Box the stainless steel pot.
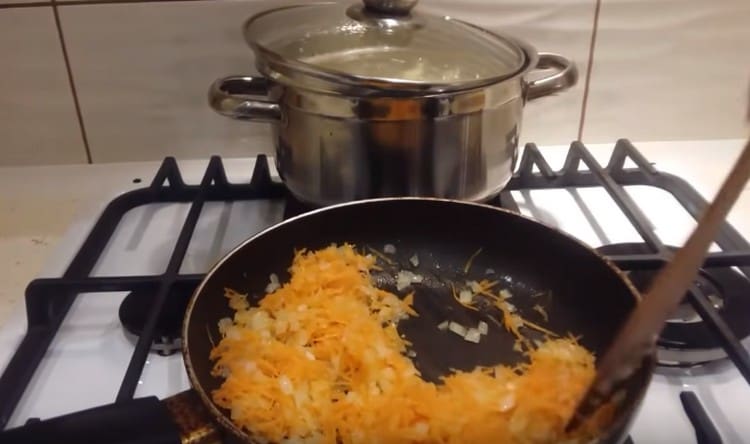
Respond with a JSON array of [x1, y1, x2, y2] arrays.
[[209, 0, 577, 206]]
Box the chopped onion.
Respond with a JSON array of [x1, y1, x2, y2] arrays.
[[485, 268, 496, 275], [498, 392, 516, 412], [437, 320, 450, 331], [225, 328, 241, 340], [464, 328, 481, 343], [242, 360, 257, 373], [458, 289, 474, 304], [448, 321, 467, 337], [396, 275, 410, 291], [396, 270, 424, 291], [509, 315, 523, 328], [500, 289, 513, 299], [505, 302, 517, 313], [406, 349, 417, 358], [477, 321, 489, 335], [249, 310, 271, 331], [468, 281, 482, 293], [384, 244, 397, 254], [409, 254, 419, 267], [278, 375, 293, 394], [413, 421, 429, 437], [265, 273, 280, 293], [382, 367, 396, 381], [217, 317, 233, 335]]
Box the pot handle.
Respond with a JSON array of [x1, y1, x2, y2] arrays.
[[208, 75, 281, 122], [526, 53, 579, 101]]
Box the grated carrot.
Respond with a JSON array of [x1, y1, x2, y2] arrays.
[[493, 297, 529, 347], [462, 247, 483, 274], [533, 303, 549, 322], [210, 244, 611, 443], [522, 319, 559, 337], [479, 279, 499, 291], [403, 292, 419, 317]]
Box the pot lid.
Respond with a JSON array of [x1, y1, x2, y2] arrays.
[[243, 0, 529, 93]]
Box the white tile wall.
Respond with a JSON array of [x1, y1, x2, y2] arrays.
[[0, 0, 748, 165], [422, 0, 597, 147], [59, 0, 275, 163], [583, 0, 750, 143], [0, 7, 86, 166]]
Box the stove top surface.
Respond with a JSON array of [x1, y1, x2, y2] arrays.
[[1, 140, 749, 443]]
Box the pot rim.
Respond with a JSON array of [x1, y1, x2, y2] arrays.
[[243, 3, 541, 96]]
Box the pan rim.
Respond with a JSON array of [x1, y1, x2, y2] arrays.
[[182, 197, 653, 443]]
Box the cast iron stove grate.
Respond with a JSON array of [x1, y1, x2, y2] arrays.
[[1, 140, 749, 444]]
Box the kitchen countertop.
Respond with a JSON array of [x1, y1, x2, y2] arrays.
[[1, 139, 748, 329]]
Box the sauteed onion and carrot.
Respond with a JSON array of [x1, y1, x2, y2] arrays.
[[210, 244, 613, 443]]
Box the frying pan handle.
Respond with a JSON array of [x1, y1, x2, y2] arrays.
[[0, 396, 181, 444]]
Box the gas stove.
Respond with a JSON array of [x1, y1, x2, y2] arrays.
[[1, 140, 749, 443]]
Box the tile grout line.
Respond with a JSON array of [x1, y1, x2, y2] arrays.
[[0, 0, 212, 7], [0, 2, 52, 9], [50, 0, 93, 164], [61, 0, 209, 5], [577, 0, 602, 142]]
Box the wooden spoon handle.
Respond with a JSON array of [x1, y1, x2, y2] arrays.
[[568, 139, 750, 431], [631, 140, 750, 349]]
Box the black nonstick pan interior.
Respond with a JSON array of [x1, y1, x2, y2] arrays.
[[184, 198, 654, 443]]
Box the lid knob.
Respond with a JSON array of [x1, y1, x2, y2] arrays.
[[362, 0, 418, 15]]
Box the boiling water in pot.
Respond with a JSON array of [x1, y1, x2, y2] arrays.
[[301, 47, 498, 83]]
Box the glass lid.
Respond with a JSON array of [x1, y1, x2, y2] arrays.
[[243, 0, 529, 92]]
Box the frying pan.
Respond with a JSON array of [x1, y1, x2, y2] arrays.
[[1, 198, 654, 444]]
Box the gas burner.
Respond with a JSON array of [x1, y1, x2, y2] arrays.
[[118, 288, 192, 356], [597, 243, 750, 367]]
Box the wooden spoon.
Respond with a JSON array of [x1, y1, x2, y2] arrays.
[[567, 121, 750, 431]]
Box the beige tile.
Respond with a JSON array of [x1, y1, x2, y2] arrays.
[[60, 0, 281, 163], [62, 0, 594, 163], [583, 0, 750, 143], [422, 0, 597, 146], [0, 8, 86, 165]]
